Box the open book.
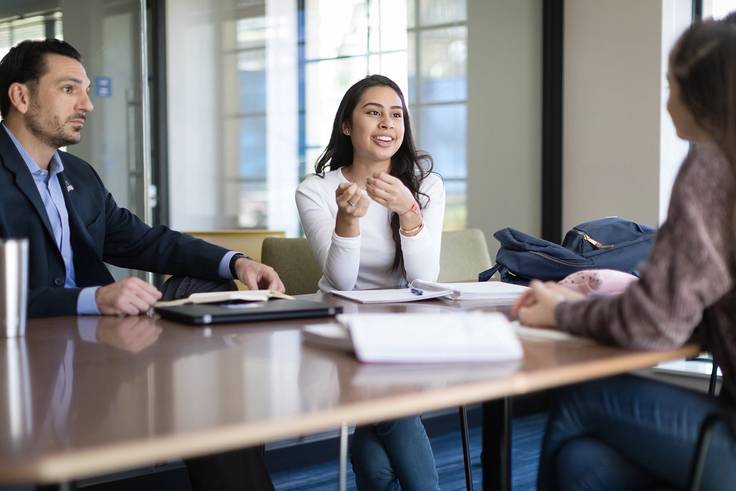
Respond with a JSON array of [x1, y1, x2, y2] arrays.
[[303, 312, 523, 363], [155, 289, 293, 308]]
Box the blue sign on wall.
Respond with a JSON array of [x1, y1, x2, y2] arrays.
[[94, 77, 112, 97]]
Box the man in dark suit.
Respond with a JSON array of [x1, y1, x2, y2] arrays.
[[0, 39, 281, 489]]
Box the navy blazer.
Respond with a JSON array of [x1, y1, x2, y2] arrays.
[[0, 128, 229, 317]]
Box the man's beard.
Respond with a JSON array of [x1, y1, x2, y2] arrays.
[[25, 100, 82, 149]]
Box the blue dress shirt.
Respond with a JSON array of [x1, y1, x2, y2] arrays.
[[2, 124, 238, 314]]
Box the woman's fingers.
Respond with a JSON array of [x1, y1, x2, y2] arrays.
[[517, 280, 563, 327], [366, 184, 392, 201], [336, 183, 359, 207], [511, 288, 536, 315]]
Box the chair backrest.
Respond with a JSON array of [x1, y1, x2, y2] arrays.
[[186, 229, 285, 263], [439, 229, 492, 282], [261, 237, 322, 295], [261, 229, 491, 294]]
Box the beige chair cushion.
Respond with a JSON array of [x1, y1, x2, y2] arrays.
[[261, 237, 322, 295], [186, 230, 285, 289], [186, 229, 285, 263], [438, 229, 492, 282]]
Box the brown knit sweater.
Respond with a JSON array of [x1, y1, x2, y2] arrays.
[[556, 144, 736, 404]]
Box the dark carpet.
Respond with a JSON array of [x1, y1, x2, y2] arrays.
[[271, 413, 547, 491]]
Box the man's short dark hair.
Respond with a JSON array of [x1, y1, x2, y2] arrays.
[[0, 39, 81, 118]]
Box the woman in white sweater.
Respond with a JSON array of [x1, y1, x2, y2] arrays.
[[296, 75, 445, 490]]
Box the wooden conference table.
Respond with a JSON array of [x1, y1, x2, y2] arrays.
[[0, 293, 698, 490]]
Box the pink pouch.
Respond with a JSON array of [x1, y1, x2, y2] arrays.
[[559, 269, 638, 296]]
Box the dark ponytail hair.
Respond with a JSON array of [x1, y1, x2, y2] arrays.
[[315, 74, 434, 272]]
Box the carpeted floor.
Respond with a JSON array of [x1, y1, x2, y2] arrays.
[[271, 413, 547, 491]]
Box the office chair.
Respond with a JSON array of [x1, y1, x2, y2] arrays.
[[439, 229, 493, 491], [260, 237, 323, 295], [687, 410, 736, 491]]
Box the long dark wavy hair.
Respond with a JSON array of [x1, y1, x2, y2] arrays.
[[670, 14, 736, 180], [314, 75, 435, 272]]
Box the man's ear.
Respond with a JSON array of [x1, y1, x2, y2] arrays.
[[7, 82, 31, 115]]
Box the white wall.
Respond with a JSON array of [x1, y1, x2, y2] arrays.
[[562, 0, 690, 232], [466, 0, 542, 257]]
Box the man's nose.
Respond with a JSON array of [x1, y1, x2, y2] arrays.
[[78, 91, 94, 113]]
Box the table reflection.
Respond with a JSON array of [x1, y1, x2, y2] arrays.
[[1, 338, 33, 448], [93, 316, 162, 353]]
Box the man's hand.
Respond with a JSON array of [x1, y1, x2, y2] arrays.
[[95, 315, 162, 353], [234, 257, 285, 292], [95, 277, 162, 315]]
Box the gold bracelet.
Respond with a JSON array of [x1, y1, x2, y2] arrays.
[[399, 221, 424, 236]]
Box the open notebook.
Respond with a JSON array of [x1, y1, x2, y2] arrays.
[[302, 312, 523, 363], [330, 280, 527, 305]]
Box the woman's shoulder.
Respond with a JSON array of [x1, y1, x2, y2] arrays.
[[297, 168, 343, 193], [677, 144, 734, 197], [419, 172, 444, 193]]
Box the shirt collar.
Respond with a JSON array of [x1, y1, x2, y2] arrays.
[[2, 122, 65, 177]]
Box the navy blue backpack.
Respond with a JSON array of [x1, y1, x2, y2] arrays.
[[478, 217, 656, 285]]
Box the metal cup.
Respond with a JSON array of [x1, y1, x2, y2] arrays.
[[0, 239, 28, 338]]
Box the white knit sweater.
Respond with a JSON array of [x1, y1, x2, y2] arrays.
[[296, 168, 445, 292]]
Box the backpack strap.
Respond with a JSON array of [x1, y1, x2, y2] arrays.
[[478, 264, 501, 282]]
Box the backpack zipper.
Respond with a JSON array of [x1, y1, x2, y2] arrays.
[[529, 250, 590, 266], [572, 228, 614, 249]]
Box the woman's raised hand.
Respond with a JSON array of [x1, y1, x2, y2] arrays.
[[366, 173, 416, 214], [336, 182, 369, 218]]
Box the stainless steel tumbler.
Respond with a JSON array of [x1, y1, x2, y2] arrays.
[[0, 239, 28, 338]]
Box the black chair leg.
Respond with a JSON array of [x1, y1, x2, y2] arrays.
[[688, 414, 719, 491], [459, 405, 474, 491], [708, 360, 719, 397]]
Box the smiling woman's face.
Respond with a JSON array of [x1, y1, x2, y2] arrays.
[[343, 85, 405, 165]]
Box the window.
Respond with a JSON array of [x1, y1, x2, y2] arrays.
[[223, 11, 269, 228], [300, 0, 409, 180], [407, 0, 467, 230], [703, 0, 736, 18], [299, 0, 467, 231], [0, 11, 62, 59]]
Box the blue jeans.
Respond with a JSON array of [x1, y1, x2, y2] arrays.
[[350, 416, 440, 491], [538, 375, 736, 491]]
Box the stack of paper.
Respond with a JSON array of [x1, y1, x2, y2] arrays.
[[303, 312, 523, 363], [410, 280, 528, 304], [329, 288, 452, 304]]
